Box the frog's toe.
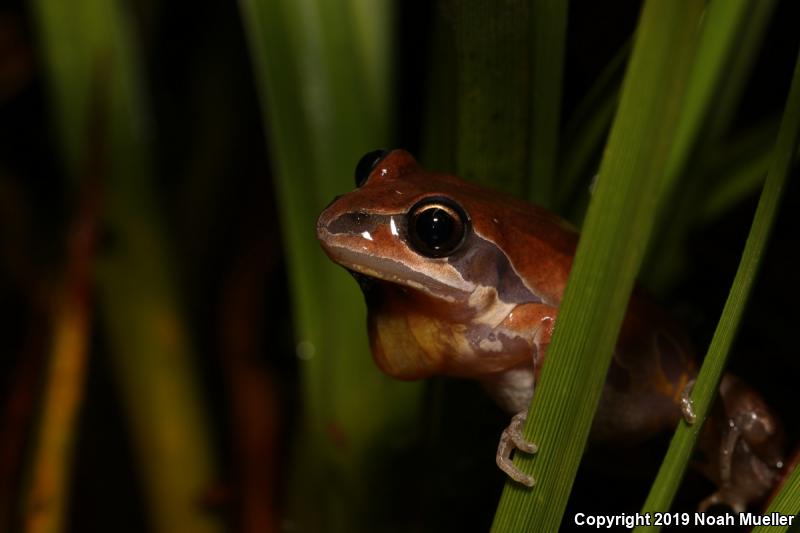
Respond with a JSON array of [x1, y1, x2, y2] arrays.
[[496, 410, 537, 487], [508, 411, 538, 453], [698, 489, 746, 515]]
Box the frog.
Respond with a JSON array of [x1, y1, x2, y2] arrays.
[[315, 148, 786, 512]]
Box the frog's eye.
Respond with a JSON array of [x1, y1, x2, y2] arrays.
[[354, 149, 389, 187], [407, 197, 469, 258]]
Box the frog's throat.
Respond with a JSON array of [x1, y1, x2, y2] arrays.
[[368, 306, 533, 380]]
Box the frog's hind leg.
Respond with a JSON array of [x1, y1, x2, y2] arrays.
[[696, 374, 786, 512]]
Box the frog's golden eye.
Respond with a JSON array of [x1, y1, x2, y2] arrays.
[[354, 149, 389, 187], [407, 197, 469, 258]]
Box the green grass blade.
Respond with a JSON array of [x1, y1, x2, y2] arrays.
[[700, 120, 800, 223], [642, 0, 755, 281], [643, 0, 777, 290], [527, 0, 568, 207], [491, 2, 704, 530], [752, 464, 800, 533], [239, 0, 423, 530], [557, 40, 629, 213], [659, 0, 755, 193], [700, 150, 770, 220], [636, 48, 800, 529], [31, 1, 223, 532], [446, 1, 535, 195], [419, 5, 457, 173], [426, 0, 566, 201], [703, 0, 778, 141], [699, 119, 778, 219]]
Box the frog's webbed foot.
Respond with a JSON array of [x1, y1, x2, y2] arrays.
[[683, 379, 757, 513], [496, 410, 538, 487], [697, 422, 757, 514], [695, 375, 786, 512]]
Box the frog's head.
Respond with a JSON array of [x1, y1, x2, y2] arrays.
[[317, 149, 481, 306], [316, 150, 543, 378]]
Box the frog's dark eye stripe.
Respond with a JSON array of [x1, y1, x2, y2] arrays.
[[407, 197, 469, 258], [327, 211, 382, 235], [354, 149, 389, 187]]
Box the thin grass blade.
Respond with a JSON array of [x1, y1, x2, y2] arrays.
[[752, 463, 800, 533], [424, 0, 566, 202], [31, 1, 222, 531], [557, 41, 629, 213], [240, 0, 423, 530], [636, 48, 800, 529], [527, 0, 567, 207], [491, 2, 704, 530], [643, 0, 777, 290]]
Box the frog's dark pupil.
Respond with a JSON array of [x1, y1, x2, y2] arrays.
[[407, 198, 468, 258], [416, 208, 454, 251], [354, 149, 389, 187]]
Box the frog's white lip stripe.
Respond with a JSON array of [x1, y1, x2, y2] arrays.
[[318, 209, 543, 307], [320, 237, 473, 301]]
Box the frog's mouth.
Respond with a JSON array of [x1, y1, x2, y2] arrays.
[[347, 268, 376, 298], [317, 228, 472, 302], [329, 247, 467, 303], [316, 205, 477, 302]]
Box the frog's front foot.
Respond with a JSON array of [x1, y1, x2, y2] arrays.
[[496, 410, 538, 487]]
